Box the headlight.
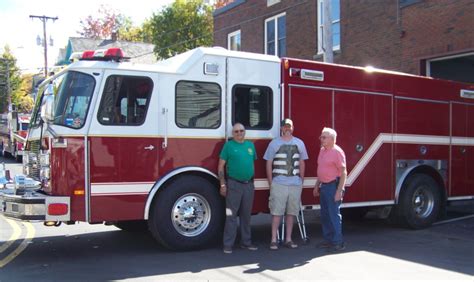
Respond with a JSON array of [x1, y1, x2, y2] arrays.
[[39, 153, 50, 166], [13, 175, 41, 191]]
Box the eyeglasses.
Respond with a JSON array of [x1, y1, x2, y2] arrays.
[[233, 129, 245, 133], [319, 135, 329, 140]]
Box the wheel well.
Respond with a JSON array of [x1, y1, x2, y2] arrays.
[[158, 171, 219, 194], [144, 169, 220, 220], [401, 165, 447, 204]]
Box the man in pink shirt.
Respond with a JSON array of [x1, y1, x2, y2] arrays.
[[313, 127, 347, 252]]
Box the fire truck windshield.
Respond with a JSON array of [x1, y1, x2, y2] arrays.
[[49, 71, 95, 129]]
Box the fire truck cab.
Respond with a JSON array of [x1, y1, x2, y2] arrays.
[[1, 47, 473, 250]]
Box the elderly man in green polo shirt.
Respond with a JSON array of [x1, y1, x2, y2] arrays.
[[218, 123, 258, 254]]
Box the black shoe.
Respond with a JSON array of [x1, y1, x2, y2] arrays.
[[328, 243, 346, 252], [241, 244, 258, 251], [316, 241, 332, 248]]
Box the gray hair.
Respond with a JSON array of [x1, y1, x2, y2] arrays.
[[322, 127, 337, 139]]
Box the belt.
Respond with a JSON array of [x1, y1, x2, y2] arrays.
[[228, 177, 254, 184], [320, 179, 337, 185]]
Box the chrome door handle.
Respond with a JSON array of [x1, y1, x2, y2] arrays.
[[144, 145, 155, 151]]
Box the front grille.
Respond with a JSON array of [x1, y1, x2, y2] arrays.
[[24, 140, 41, 180]]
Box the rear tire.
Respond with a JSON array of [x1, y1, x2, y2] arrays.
[[396, 173, 441, 229], [148, 175, 224, 250]]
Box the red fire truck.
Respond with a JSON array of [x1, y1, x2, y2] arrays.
[[1, 47, 473, 250], [0, 111, 30, 162]]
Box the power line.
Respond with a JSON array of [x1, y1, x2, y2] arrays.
[[30, 15, 58, 77]]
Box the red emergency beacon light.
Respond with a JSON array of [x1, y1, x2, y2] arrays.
[[80, 47, 127, 62]]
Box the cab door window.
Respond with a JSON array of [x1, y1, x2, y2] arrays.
[[98, 75, 153, 125]]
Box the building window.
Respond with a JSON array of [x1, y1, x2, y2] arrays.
[[267, 0, 281, 7], [265, 13, 286, 57], [317, 0, 340, 54], [228, 30, 241, 51], [232, 84, 273, 130], [175, 81, 221, 129], [98, 76, 153, 126], [426, 52, 474, 84]]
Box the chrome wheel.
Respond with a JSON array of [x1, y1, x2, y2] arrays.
[[411, 185, 435, 219], [396, 173, 441, 229], [171, 193, 211, 237]]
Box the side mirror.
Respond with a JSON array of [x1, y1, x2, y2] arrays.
[[40, 92, 55, 123]]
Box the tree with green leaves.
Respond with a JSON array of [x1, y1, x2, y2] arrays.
[[150, 0, 214, 59], [0, 46, 33, 113], [118, 18, 153, 43]]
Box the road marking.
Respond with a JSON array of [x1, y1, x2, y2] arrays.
[[0, 216, 22, 253], [0, 219, 35, 268]]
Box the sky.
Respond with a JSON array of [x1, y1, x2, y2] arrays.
[[0, 0, 174, 73]]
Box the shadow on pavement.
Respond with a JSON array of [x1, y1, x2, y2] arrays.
[[1, 210, 473, 280]]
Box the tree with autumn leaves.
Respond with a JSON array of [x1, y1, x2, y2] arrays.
[[78, 1, 214, 60], [78, 5, 152, 42]]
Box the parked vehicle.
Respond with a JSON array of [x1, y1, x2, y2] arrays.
[[1, 47, 473, 250], [0, 111, 30, 162]]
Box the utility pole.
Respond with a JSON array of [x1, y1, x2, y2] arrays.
[[30, 15, 58, 77], [322, 0, 333, 63], [6, 60, 10, 112]]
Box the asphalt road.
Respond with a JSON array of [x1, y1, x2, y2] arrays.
[[1, 213, 473, 281], [0, 156, 473, 280]]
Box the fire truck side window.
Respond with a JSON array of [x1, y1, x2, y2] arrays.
[[232, 85, 273, 130], [175, 81, 221, 129], [98, 75, 153, 126]]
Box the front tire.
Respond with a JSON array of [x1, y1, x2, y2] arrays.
[[148, 175, 224, 250], [397, 173, 441, 229]]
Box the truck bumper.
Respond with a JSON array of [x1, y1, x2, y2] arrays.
[[0, 188, 70, 222]]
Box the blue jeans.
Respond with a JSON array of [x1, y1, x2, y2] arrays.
[[320, 180, 343, 245]]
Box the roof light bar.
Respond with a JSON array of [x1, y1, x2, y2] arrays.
[[79, 48, 127, 62], [81, 50, 95, 59]]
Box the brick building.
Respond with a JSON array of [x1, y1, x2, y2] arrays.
[[213, 0, 474, 83]]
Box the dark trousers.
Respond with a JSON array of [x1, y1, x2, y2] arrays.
[[223, 179, 255, 247], [320, 180, 344, 245]]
